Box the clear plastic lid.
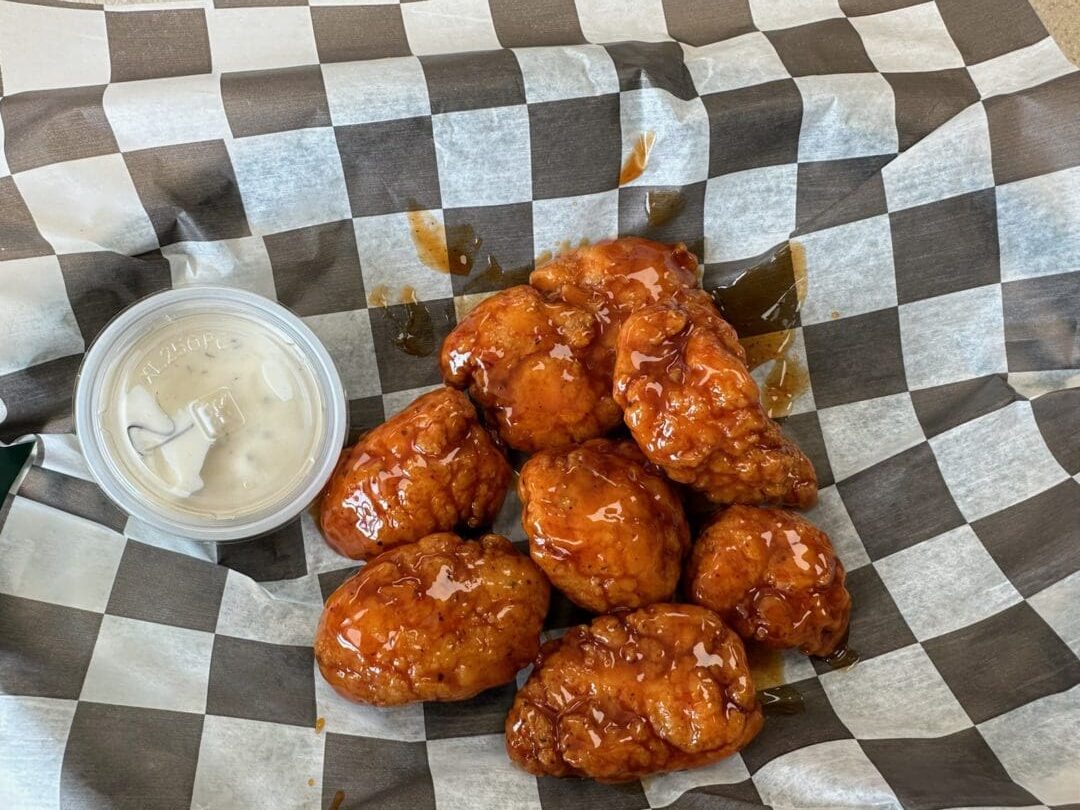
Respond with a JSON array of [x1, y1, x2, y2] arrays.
[[75, 287, 347, 542]]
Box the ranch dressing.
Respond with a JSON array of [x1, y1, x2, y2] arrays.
[[98, 312, 325, 519]]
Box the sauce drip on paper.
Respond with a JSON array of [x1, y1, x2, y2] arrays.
[[710, 243, 810, 419], [758, 684, 805, 715], [815, 630, 860, 671], [711, 242, 806, 335], [645, 190, 685, 227], [368, 285, 437, 358], [446, 222, 482, 276], [619, 131, 657, 185], [740, 330, 810, 419], [406, 209, 452, 274], [463, 256, 532, 294], [746, 643, 785, 689], [746, 644, 805, 715], [819, 644, 861, 670]]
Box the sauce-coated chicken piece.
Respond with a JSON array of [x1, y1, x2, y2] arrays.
[[530, 237, 701, 349], [315, 532, 550, 706], [613, 294, 817, 508], [505, 604, 762, 780], [518, 439, 690, 612], [442, 239, 703, 452], [440, 285, 620, 452], [686, 506, 851, 657], [319, 387, 510, 560]]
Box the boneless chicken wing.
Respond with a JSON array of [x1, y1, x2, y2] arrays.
[[518, 439, 690, 612], [686, 506, 851, 657], [530, 238, 701, 348], [440, 285, 621, 452], [505, 604, 762, 780], [319, 387, 510, 560], [613, 294, 817, 508], [441, 240, 705, 452], [315, 533, 550, 705]]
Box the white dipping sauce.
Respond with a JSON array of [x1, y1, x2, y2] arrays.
[[99, 312, 325, 519]]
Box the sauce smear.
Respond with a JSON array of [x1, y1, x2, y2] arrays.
[[711, 242, 810, 419], [406, 209, 452, 274], [619, 131, 657, 185], [645, 190, 685, 227], [368, 284, 391, 308], [394, 290, 435, 357], [445, 222, 481, 276], [758, 684, 805, 715], [746, 643, 785, 689], [816, 633, 860, 670], [367, 286, 437, 358], [747, 644, 805, 714], [710, 242, 806, 336], [820, 644, 861, 670], [463, 256, 532, 294], [740, 331, 809, 419]]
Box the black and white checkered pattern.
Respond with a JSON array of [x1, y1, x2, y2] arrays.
[[1, 0, 1078, 807]]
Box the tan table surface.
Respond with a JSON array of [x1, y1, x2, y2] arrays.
[[1031, 0, 1080, 62]]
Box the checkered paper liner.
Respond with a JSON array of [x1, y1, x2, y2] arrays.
[[1, 0, 1079, 808]]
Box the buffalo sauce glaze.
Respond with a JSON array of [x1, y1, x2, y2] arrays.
[[318, 387, 511, 560], [529, 238, 701, 357], [314, 532, 549, 706], [505, 604, 763, 781], [518, 438, 690, 612], [439, 285, 621, 452], [613, 294, 817, 509], [686, 506, 851, 658]]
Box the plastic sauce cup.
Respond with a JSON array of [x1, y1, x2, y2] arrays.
[[74, 286, 347, 542]]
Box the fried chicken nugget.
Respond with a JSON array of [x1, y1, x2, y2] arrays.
[[530, 237, 701, 348], [613, 294, 817, 508], [440, 285, 621, 452], [686, 506, 851, 657], [518, 439, 690, 612], [315, 533, 550, 706], [505, 604, 762, 780], [319, 387, 510, 560]]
